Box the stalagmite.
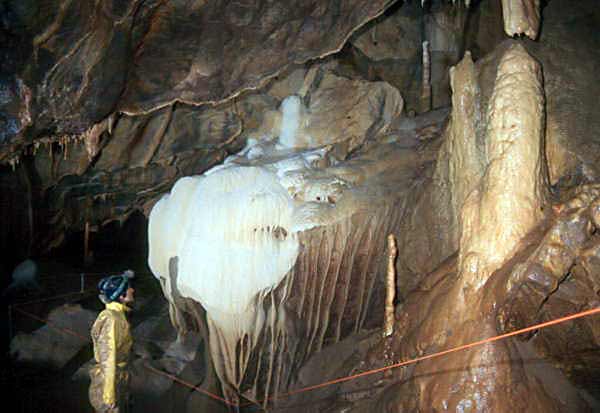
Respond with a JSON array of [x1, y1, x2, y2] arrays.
[[21, 163, 34, 256], [447, 51, 483, 211], [432, 51, 483, 249], [420, 41, 432, 113], [383, 234, 397, 337], [384, 41, 558, 413], [459, 42, 548, 291]]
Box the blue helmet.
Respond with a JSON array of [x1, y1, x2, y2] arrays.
[[98, 270, 134, 302]]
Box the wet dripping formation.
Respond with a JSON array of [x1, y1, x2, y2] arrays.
[[3, 0, 600, 412], [148, 91, 406, 404]]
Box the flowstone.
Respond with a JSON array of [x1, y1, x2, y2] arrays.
[[148, 81, 409, 403]]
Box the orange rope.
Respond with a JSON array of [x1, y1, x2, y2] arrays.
[[14, 289, 96, 307], [255, 306, 600, 405], [13, 306, 89, 341], [144, 365, 240, 407], [13, 308, 237, 406], [13, 303, 600, 408]]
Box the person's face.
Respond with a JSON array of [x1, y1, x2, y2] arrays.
[[121, 286, 135, 305]]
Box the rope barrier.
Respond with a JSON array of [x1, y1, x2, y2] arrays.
[[12, 298, 158, 344], [13, 306, 90, 342], [13, 305, 230, 405], [12, 306, 232, 406], [144, 365, 240, 407], [13, 289, 97, 307], [253, 306, 600, 406], [11, 301, 600, 409], [10, 274, 158, 307]]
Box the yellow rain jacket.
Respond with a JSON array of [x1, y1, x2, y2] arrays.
[[89, 301, 133, 412]]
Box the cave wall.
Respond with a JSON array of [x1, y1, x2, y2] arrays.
[[0, 0, 398, 257], [2, 0, 600, 411], [0, 0, 477, 261]]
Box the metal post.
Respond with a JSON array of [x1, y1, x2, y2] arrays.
[[80, 273, 85, 293], [84, 221, 91, 266]]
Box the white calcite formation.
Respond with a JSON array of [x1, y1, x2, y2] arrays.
[[148, 75, 403, 402], [431, 43, 548, 292], [149, 97, 324, 333]]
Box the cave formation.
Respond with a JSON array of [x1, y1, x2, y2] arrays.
[[2, 0, 600, 412]]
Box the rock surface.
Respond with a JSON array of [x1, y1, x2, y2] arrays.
[[273, 39, 599, 413], [10, 304, 94, 369], [147, 70, 405, 404], [0, 0, 394, 159], [1, 1, 600, 412], [501, 0, 541, 39]]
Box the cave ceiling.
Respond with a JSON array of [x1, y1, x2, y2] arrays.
[[0, 0, 398, 249], [3, 0, 591, 253], [3, 0, 600, 411]]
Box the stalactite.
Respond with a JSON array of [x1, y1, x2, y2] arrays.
[[8, 155, 20, 171], [107, 113, 115, 135], [84, 221, 93, 265], [141, 105, 174, 167], [422, 0, 471, 8], [84, 120, 109, 161], [62, 136, 69, 160], [501, 0, 541, 39]]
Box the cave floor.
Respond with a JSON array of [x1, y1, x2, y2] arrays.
[[3, 253, 170, 413]]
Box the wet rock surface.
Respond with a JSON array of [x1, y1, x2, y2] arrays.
[[1, 1, 600, 412], [0, 0, 393, 155], [10, 303, 95, 369]]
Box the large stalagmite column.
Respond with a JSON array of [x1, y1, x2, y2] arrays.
[[459, 43, 548, 293], [386, 42, 558, 413]]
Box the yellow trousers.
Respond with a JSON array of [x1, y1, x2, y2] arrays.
[[89, 364, 130, 413]]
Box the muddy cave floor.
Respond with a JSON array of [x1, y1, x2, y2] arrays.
[[3, 250, 600, 412]]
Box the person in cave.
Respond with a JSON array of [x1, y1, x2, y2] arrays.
[[89, 270, 135, 413]]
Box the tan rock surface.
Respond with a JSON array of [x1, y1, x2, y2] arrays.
[[459, 43, 548, 290], [336, 41, 585, 413], [501, 0, 541, 39], [119, 0, 395, 115]]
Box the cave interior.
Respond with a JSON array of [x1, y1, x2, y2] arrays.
[[1, 0, 600, 412]]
